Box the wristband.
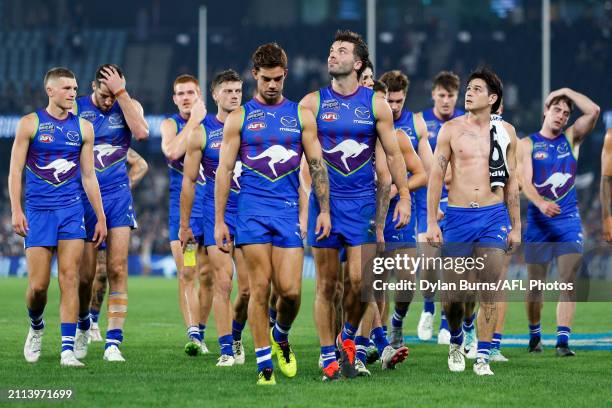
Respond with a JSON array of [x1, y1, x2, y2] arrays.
[[114, 88, 127, 98]]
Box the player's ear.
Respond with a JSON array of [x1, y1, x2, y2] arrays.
[[251, 68, 258, 81], [91, 80, 97, 92], [354, 59, 363, 73], [283, 69, 288, 78]]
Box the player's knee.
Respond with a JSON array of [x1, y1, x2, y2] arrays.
[[29, 281, 49, 298], [95, 271, 108, 286], [213, 278, 232, 298], [179, 267, 197, 283], [316, 277, 337, 299], [279, 286, 301, 306], [237, 287, 250, 303]]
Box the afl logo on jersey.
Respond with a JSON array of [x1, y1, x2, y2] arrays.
[[320, 112, 339, 122], [66, 130, 80, 142], [39, 134, 54, 143], [247, 121, 266, 131], [534, 151, 548, 160], [211, 141, 222, 149]]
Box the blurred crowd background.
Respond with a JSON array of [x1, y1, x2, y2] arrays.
[[0, 0, 610, 261]]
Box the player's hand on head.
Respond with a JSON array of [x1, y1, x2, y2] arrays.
[[506, 229, 521, 254], [100, 66, 126, 95], [92, 222, 107, 248], [179, 227, 195, 251], [11, 210, 28, 237], [315, 212, 331, 241], [214, 222, 232, 253]]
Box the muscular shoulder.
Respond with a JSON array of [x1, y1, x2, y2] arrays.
[[299, 91, 319, 112]]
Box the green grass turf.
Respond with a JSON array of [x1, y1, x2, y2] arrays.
[[1, 277, 610, 407]]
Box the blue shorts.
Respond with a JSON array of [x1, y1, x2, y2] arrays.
[[308, 194, 376, 248], [415, 196, 448, 234], [384, 198, 416, 246], [235, 213, 303, 248], [524, 216, 583, 263], [83, 185, 136, 242], [442, 203, 510, 257], [169, 215, 204, 245], [25, 203, 86, 248], [203, 210, 236, 247]]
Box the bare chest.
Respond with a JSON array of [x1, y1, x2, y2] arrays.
[[451, 128, 490, 162]]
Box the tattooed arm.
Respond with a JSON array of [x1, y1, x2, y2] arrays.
[[426, 123, 451, 244], [300, 106, 331, 240], [374, 140, 392, 240], [601, 129, 612, 242], [126, 148, 149, 188], [503, 122, 521, 251]]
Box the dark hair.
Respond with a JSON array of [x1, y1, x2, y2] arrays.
[[44, 67, 75, 86], [372, 80, 388, 94], [173, 74, 199, 92], [379, 70, 409, 94], [334, 29, 369, 77], [252, 43, 288, 71], [95, 63, 124, 86], [547, 95, 574, 114], [467, 66, 503, 113], [360, 59, 374, 80], [432, 70, 460, 93], [210, 69, 242, 94]]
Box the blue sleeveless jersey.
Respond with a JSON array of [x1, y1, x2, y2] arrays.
[[238, 98, 303, 216], [25, 109, 83, 209], [166, 114, 205, 218], [316, 86, 377, 199], [394, 109, 419, 152], [202, 113, 238, 213], [76, 95, 131, 194], [527, 132, 578, 221]]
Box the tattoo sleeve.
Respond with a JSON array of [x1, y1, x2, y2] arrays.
[[602, 175, 612, 219], [375, 181, 391, 230], [308, 158, 330, 212]]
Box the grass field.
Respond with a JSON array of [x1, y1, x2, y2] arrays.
[[1, 277, 611, 407]]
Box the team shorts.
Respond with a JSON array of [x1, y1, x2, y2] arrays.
[[25, 203, 86, 248], [524, 215, 583, 263], [169, 215, 204, 246], [83, 185, 136, 242]]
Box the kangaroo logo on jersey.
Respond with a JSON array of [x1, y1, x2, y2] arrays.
[[245, 145, 299, 179], [232, 161, 242, 189], [94, 144, 123, 168], [323, 139, 371, 173], [534, 172, 572, 199], [35, 158, 77, 184]]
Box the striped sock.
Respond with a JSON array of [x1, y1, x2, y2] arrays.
[[268, 308, 277, 328], [355, 336, 369, 363], [255, 346, 273, 372], [320, 345, 336, 369], [440, 311, 449, 331], [199, 323, 206, 341], [28, 308, 44, 331], [382, 325, 388, 338], [370, 326, 389, 355], [60, 322, 77, 352], [273, 321, 290, 343], [77, 312, 91, 331], [423, 298, 435, 314], [187, 325, 201, 342], [341, 322, 357, 342], [232, 320, 245, 341], [476, 341, 491, 361], [391, 306, 408, 328], [89, 308, 100, 324], [462, 313, 475, 333], [529, 323, 541, 340], [218, 334, 234, 356], [105, 329, 123, 350], [450, 327, 463, 345], [492, 332, 502, 350], [556, 326, 571, 347]]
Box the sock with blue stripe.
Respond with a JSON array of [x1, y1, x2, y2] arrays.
[[268, 308, 277, 328], [273, 321, 290, 343], [77, 312, 91, 331], [355, 336, 369, 363], [28, 308, 45, 331], [341, 322, 357, 342], [232, 320, 245, 342], [556, 326, 571, 347], [89, 308, 100, 324], [440, 311, 449, 331], [529, 323, 541, 340], [370, 326, 389, 355], [105, 329, 123, 350], [320, 345, 336, 369], [187, 325, 202, 342], [199, 323, 206, 341], [450, 327, 463, 345], [255, 346, 273, 372], [61, 322, 77, 352], [476, 341, 491, 361], [391, 306, 408, 328], [423, 297, 435, 314], [492, 332, 502, 350], [382, 325, 388, 338], [462, 312, 475, 333], [218, 334, 234, 356]]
